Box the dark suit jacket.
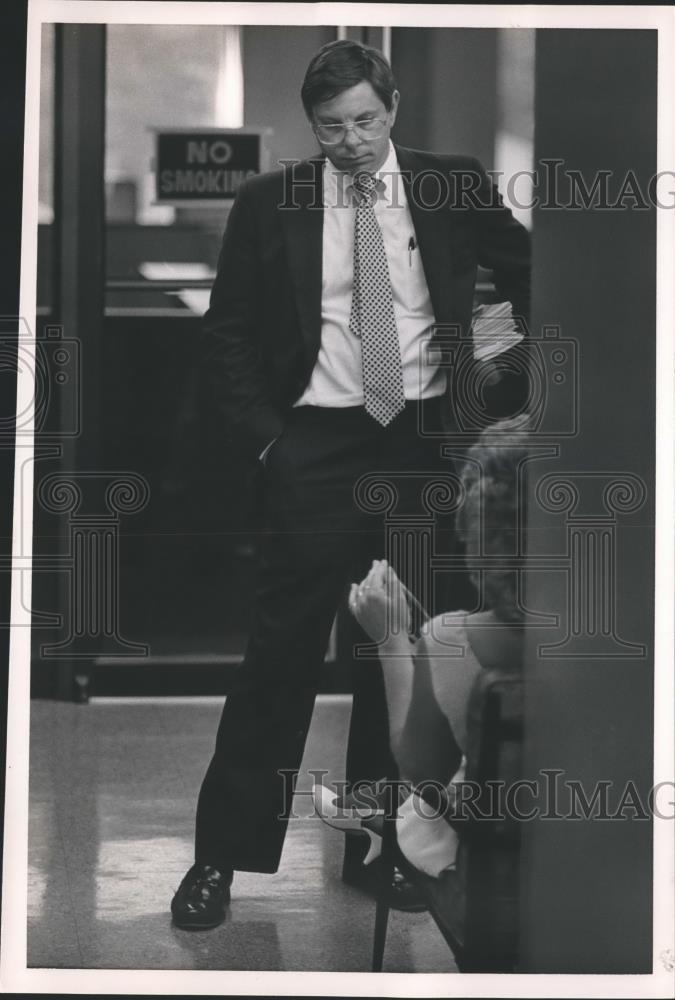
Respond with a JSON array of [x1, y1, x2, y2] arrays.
[[201, 144, 531, 459]]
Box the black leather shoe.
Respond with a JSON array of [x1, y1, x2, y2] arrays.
[[171, 863, 233, 930]]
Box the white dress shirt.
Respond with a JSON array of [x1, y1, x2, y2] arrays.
[[295, 142, 446, 409]]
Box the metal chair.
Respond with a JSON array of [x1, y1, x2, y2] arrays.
[[371, 668, 524, 972]]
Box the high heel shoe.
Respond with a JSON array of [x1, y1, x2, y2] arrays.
[[312, 784, 383, 866]]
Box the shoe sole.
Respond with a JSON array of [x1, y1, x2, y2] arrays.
[[389, 897, 428, 914], [171, 913, 227, 931]]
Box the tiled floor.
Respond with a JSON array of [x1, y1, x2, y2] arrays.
[[28, 696, 458, 973]]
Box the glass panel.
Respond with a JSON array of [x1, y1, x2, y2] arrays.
[[105, 24, 243, 314], [104, 23, 336, 315], [390, 26, 534, 228], [37, 23, 54, 313], [390, 25, 534, 306], [494, 29, 535, 229]]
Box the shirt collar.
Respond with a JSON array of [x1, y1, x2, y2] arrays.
[[374, 142, 400, 207], [323, 141, 400, 208]]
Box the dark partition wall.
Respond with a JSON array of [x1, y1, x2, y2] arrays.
[[520, 29, 656, 972], [243, 25, 335, 168], [392, 28, 498, 166]]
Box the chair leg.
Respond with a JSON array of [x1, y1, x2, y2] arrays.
[[371, 818, 396, 972]]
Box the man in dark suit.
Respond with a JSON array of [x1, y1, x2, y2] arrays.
[[171, 38, 530, 929]]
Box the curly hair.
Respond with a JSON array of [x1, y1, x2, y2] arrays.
[[455, 415, 532, 623]]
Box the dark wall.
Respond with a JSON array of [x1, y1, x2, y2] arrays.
[[392, 28, 498, 167], [520, 29, 657, 973], [243, 25, 336, 168]]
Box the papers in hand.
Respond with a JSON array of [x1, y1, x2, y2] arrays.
[[471, 301, 524, 362]]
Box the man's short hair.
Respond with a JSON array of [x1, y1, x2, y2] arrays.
[[301, 39, 397, 117]]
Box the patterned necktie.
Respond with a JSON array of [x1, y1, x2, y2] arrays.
[[349, 172, 406, 426]]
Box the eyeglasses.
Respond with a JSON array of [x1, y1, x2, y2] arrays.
[[312, 117, 389, 145]]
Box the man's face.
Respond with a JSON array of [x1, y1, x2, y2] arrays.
[[311, 80, 399, 175]]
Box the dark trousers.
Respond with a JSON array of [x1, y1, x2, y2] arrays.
[[194, 398, 470, 874]]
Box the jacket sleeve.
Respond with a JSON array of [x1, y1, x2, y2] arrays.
[[467, 159, 532, 418], [199, 181, 284, 459], [469, 157, 531, 327]]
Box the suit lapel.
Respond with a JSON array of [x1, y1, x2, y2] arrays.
[[279, 157, 324, 355], [395, 145, 455, 323], [279, 147, 455, 353]]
